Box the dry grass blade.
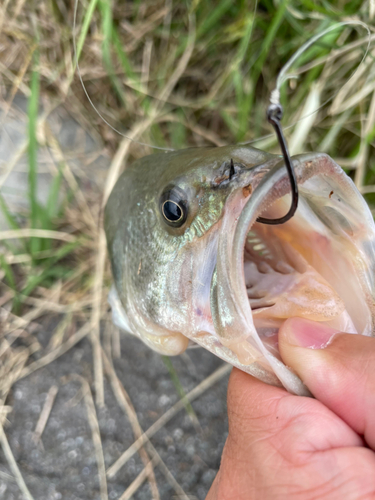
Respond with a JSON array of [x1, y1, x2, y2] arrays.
[[0, 349, 29, 405], [0, 427, 34, 500], [63, 375, 108, 500], [5, 287, 62, 333], [156, 457, 195, 500], [0, 140, 27, 191], [111, 324, 121, 359], [102, 351, 160, 500], [0, 44, 36, 124], [0, 60, 31, 96], [32, 385, 59, 444], [19, 322, 91, 380], [44, 125, 97, 230], [360, 185, 375, 194], [0, 229, 76, 242], [107, 363, 231, 479], [82, 379, 108, 500], [162, 115, 225, 147], [157, 13, 196, 103], [119, 455, 160, 500], [289, 83, 321, 155], [0, 330, 23, 358], [355, 89, 375, 187], [329, 50, 373, 116], [294, 34, 375, 76], [102, 120, 153, 207], [21, 295, 91, 314], [331, 78, 375, 115], [90, 226, 106, 407]]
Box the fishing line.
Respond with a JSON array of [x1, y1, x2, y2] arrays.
[[257, 20, 371, 226], [73, 0, 173, 151], [270, 20, 371, 115], [73, 1, 371, 159], [247, 20, 372, 146]]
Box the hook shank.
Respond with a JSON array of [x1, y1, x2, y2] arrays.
[[257, 104, 299, 225]]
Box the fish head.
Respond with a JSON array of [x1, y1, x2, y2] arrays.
[[105, 145, 271, 352], [105, 145, 375, 395]]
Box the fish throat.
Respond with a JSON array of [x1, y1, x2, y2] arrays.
[[212, 154, 374, 375], [242, 205, 351, 358]]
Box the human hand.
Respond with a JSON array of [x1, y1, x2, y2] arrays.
[[206, 317, 375, 500]]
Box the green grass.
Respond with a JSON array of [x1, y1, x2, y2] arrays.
[[75, 0, 100, 64], [0, 48, 83, 308], [28, 50, 41, 256]]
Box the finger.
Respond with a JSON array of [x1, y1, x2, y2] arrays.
[[226, 368, 362, 456], [208, 368, 368, 500], [279, 317, 375, 449]]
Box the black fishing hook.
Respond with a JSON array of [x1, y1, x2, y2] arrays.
[[257, 103, 298, 225]]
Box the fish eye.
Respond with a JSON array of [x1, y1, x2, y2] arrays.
[[160, 185, 188, 227], [163, 200, 183, 222]]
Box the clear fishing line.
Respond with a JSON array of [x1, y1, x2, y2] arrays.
[[73, 0, 174, 151], [73, 2, 371, 150], [72, 0, 261, 152], [270, 20, 371, 112], [246, 20, 372, 146]]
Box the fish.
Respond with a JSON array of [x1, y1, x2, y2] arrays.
[[104, 145, 375, 396]]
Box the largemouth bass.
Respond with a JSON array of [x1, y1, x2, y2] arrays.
[[104, 145, 375, 396]]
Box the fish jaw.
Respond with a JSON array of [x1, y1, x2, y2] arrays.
[[204, 153, 375, 395]]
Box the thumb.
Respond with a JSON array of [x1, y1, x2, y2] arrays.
[[279, 317, 375, 449]]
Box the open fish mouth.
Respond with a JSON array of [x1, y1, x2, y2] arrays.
[[209, 152, 375, 394], [105, 145, 375, 396]]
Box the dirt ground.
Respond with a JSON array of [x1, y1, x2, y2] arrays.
[[0, 323, 230, 500]]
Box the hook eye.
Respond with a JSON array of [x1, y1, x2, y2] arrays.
[[257, 104, 299, 225]]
